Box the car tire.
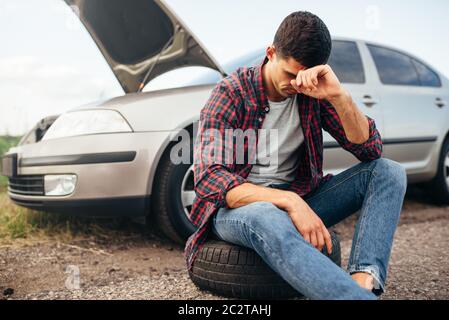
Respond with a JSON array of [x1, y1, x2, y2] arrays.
[[150, 138, 197, 245], [188, 232, 342, 299], [429, 138, 449, 205]]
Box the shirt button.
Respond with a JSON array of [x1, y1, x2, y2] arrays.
[[258, 117, 263, 122], [265, 107, 270, 112]]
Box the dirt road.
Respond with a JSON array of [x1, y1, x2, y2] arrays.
[[1, 187, 448, 300]]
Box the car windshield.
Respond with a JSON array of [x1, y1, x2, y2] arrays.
[[180, 49, 265, 86], [142, 49, 265, 91]]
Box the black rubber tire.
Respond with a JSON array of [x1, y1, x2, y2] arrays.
[[428, 138, 449, 205], [189, 232, 342, 299], [150, 138, 196, 245]]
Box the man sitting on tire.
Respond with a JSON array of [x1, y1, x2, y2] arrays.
[[184, 11, 407, 300]]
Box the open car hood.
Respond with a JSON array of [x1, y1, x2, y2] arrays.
[[65, 0, 226, 93]]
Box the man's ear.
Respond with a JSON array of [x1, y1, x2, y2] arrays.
[[266, 45, 276, 61]]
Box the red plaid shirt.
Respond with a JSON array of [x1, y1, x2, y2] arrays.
[[184, 56, 383, 271]]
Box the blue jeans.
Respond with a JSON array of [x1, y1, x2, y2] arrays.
[[211, 158, 407, 300]]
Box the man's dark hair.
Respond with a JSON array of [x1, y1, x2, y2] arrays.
[[273, 11, 332, 68]]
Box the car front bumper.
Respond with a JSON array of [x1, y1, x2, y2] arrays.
[[10, 194, 151, 217], [4, 131, 172, 217]]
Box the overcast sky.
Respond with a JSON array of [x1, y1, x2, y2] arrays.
[[1, 0, 448, 136]]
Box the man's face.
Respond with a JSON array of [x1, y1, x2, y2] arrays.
[[266, 46, 307, 98]]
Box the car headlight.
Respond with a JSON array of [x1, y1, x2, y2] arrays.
[[42, 109, 132, 140], [44, 174, 77, 196]]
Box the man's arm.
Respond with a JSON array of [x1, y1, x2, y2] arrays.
[[225, 183, 333, 254], [319, 98, 383, 161], [225, 182, 295, 210], [193, 84, 246, 209], [327, 90, 369, 144], [290, 64, 382, 161]]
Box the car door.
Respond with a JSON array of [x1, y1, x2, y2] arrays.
[[366, 43, 446, 174], [322, 40, 384, 175]]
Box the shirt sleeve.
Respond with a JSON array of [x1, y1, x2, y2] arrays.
[[193, 84, 247, 209], [319, 98, 383, 162]]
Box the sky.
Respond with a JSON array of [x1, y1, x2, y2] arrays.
[[0, 0, 448, 136]]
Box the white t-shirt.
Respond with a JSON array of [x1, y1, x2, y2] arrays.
[[247, 94, 304, 186]]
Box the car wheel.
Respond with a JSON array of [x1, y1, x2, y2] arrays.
[[150, 139, 197, 244], [188, 232, 341, 299], [429, 138, 449, 204]]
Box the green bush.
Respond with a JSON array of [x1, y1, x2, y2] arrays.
[[0, 136, 21, 156], [0, 135, 21, 189]]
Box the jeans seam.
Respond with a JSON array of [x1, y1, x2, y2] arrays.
[[305, 168, 373, 202], [349, 169, 377, 271]]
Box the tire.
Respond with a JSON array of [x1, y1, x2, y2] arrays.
[[188, 232, 342, 299], [150, 138, 197, 244], [428, 138, 449, 204]]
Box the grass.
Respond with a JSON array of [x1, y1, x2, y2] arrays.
[[0, 135, 146, 246], [0, 175, 7, 191], [0, 191, 147, 246]]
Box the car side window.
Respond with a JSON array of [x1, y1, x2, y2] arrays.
[[367, 44, 420, 86], [328, 41, 365, 84], [411, 59, 441, 87]]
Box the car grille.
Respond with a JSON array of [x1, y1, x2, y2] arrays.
[[8, 175, 45, 196]]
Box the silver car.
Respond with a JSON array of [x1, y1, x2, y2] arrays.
[[2, 0, 449, 245]]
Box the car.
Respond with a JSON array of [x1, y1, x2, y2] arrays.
[[2, 0, 449, 245]]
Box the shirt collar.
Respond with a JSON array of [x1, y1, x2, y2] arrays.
[[253, 56, 270, 111]]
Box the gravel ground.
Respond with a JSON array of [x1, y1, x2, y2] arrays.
[[0, 186, 448, 300]]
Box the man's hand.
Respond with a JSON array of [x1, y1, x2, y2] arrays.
[[290, 64, 343, 101], [226, 183, 332, 254], [291, 64, 370, 144], [283, 191, 333, 255]]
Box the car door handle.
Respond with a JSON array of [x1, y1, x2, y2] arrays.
[[362, 95, 377, 107], [435, 98, 447, 108]]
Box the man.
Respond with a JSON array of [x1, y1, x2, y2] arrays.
[[184, 11, 407, 300]]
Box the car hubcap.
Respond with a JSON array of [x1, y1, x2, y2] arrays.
[[445, 151, 449, 188], [181, 165, 195, 218]]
